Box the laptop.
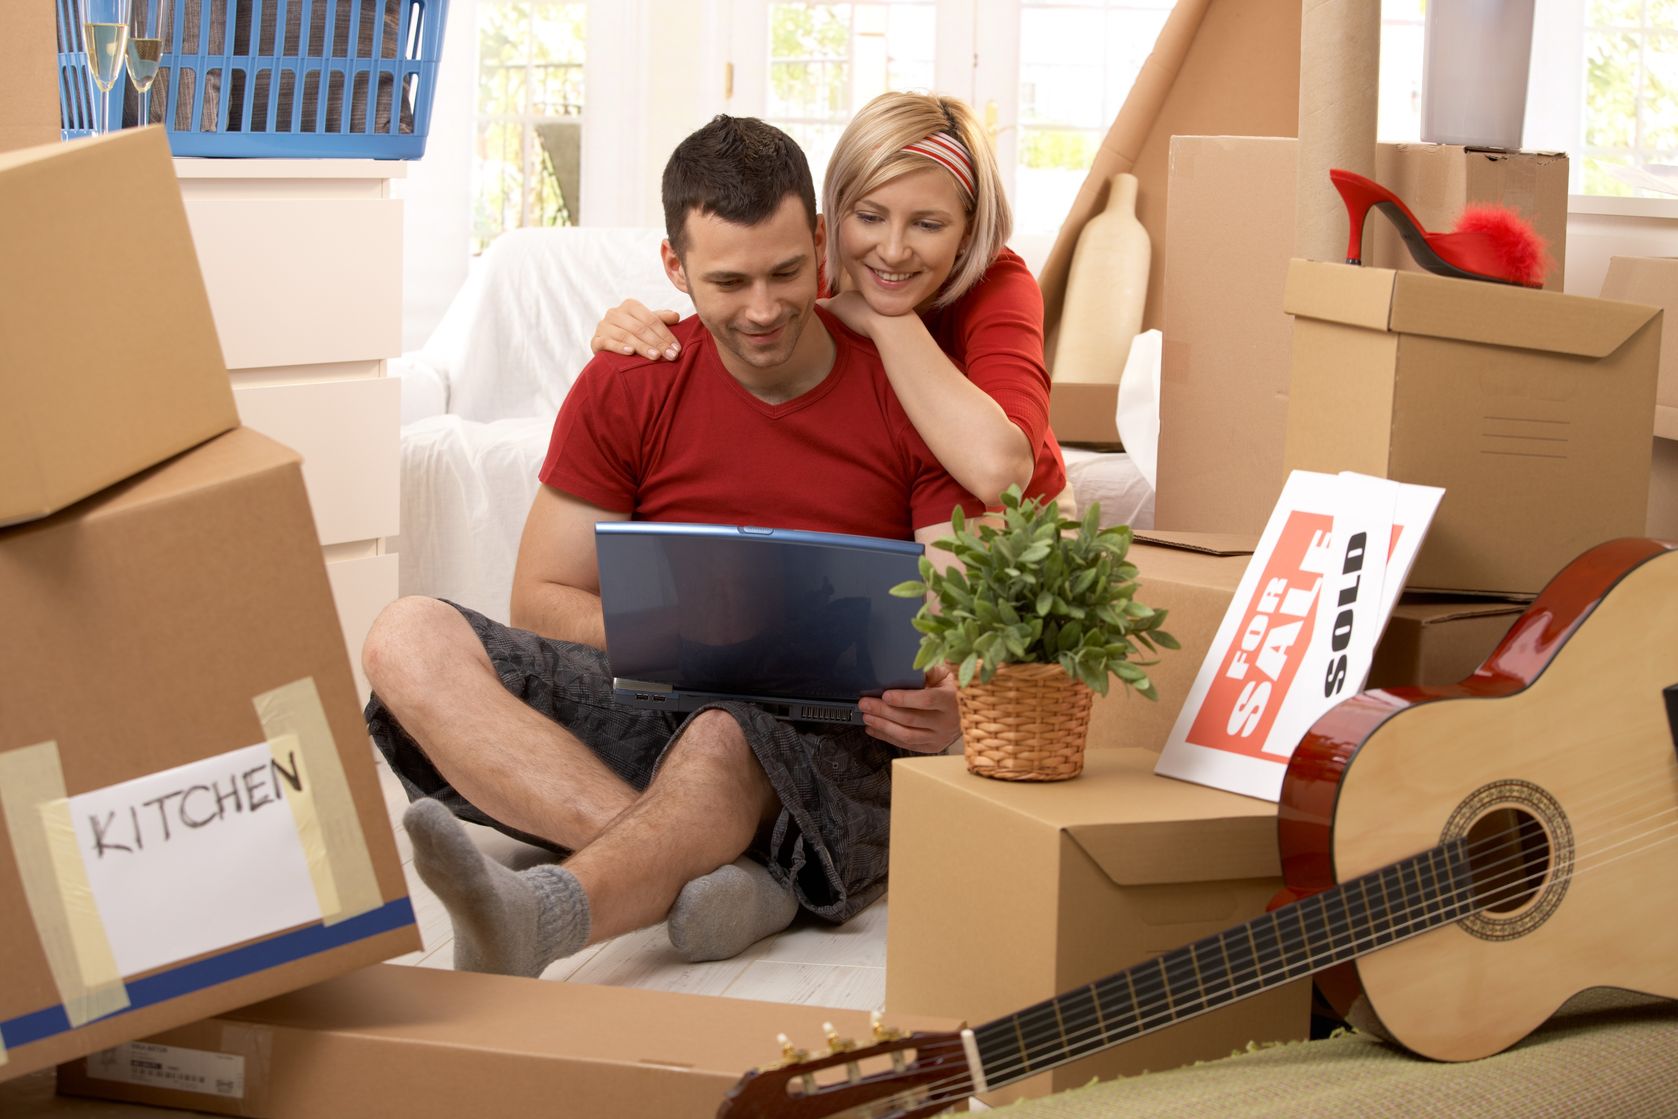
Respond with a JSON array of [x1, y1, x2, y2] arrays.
[[596, 522, 927, 724]]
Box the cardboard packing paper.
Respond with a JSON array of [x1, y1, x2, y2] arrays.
[[1295, 0, 1380, 262]]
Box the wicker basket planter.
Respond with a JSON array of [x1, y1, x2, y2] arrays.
[[957, 661, 1094, 782]]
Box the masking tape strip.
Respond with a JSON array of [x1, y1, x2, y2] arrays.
[[267, 733, 343, 924], [0, 742, 131, 1028], [253, 678, 380, 925]]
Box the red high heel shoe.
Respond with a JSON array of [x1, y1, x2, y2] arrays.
[[1329, 168, 1548, 288]]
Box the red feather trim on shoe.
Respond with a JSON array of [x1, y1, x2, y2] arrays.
[[1454, 205, 1550, 287]]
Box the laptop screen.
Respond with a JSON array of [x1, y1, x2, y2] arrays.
[[596, 523, 926, 702]]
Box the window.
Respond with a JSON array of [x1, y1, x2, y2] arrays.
[[743, 1, 936, 198], [473, 1, 587, 253], [1011, 0, 1174, 235], [1581, 0, 1678, 195]]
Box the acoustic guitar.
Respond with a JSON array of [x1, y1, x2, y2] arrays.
[[718, 537, 1678, 1119]]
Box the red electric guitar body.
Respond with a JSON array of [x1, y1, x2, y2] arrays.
[[719, 538, 1678, 1118]]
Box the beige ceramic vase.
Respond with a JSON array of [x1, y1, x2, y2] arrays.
[[1052, 172, 1150, 385]]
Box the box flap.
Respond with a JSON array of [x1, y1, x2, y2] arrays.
[[1286, 260, 1661, 359], [5, 428, 299, 538], [1389, 594, 1528, 626], [1133, 530, 1258, 557], [1283, 259, 1400, 331]]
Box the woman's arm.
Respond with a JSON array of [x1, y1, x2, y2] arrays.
[[825, 291, 1033, 504]]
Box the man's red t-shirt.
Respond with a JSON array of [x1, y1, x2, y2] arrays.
[[540, 305, 983, 538], [923, 248, 1068, 500]]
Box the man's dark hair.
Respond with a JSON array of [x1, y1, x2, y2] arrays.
[[661, 115, 817, 255]]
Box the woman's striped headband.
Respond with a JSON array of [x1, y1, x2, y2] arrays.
[[901, 131, 975, 200]]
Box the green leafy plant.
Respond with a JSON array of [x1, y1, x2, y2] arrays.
[[890, 486, 1179, 697]]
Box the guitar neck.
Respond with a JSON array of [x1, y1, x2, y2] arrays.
[[969, 837, 1477, 1090]]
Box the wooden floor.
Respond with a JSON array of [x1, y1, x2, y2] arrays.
[[375, 752, 891, 1010]]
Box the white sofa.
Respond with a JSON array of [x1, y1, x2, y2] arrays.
[[394, 226, 1153, 620]]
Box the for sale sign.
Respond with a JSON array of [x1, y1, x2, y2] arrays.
[[1154, 472, 1442, 801]]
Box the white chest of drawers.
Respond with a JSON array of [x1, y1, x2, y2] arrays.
[[175, 158, 405, 701]]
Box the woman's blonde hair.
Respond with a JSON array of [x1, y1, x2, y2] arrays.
[[824, 91, 1012, 309]]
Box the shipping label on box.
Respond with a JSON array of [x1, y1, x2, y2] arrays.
[[1155, 472, 1442, 800]]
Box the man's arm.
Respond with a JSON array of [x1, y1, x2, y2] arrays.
[[508, 485, 630, 647], [857, 521, 966, 753]]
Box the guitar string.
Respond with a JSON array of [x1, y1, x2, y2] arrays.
[[960, 764, 1678, 1083], [816, 795, 1678, 1118], [890, 797, 1678, 1112], [779, 749, 1678, 1111], [945, 778, 1676, 1085], [837, 816, 1678, 1119]]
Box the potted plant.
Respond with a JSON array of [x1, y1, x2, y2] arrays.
[[891, 486, 1177, 781]]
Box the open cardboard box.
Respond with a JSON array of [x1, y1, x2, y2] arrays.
[[0, 428, 418, 1083], [1084, 533, 1527, 755], [1283, 260, 1661, 595], [885, 749, 1310, 1105], [55, 965, 962, 1119], [1154, 136, 1570, 533], [0, 129, 238, 526]]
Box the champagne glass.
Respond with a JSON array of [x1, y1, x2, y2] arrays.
[[127, 0, 168, 127], [80, 0, 131, 135]]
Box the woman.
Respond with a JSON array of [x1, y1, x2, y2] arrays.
[[591, 91, 1070, 510]]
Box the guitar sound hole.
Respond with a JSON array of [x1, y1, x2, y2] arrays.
[[1465, 807, 1551, 915]]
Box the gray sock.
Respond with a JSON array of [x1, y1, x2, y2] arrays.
[[403, 798, 590, 977], [666, 857, 798, 962]]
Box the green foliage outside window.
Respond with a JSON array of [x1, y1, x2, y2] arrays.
[[473, 1, 586, 254]]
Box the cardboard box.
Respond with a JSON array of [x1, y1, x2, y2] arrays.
[[886, 750, 1310, 1104], [55, 964, 962, 1118], [1367, 597, 1527, 689], [1087, 533, 1257, 753], [0, 428, 418, 1083], [1049, 382, 1122, 448], [1652, 436, 1678, 540], [1601, 257, 1678, 440], [1156, 137, 1570, 533], [1283, 259, 1661, 594], [0, 129, 238, 526], [3, 1069, 199, 1116], [1085, 534, 1526, 754], [0, 2, 61, 153]]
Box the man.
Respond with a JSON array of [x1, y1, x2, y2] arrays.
[[362, 116, 981, 978]]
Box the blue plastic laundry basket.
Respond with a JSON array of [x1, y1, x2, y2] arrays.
[[57, 0, 447, 158]]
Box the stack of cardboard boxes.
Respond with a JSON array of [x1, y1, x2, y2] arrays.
[[0, 129, 422, 1088]]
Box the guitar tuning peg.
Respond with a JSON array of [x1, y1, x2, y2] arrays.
[[822, 1021, 857, 1055], [870, 1010, 909, 1073], [771, 1032, 811, 1070]]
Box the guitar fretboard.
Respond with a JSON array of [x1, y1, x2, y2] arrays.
[[972, 837, 1476, 1087]]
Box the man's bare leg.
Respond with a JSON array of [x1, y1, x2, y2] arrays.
[[363, 596, 636, 849], [401, 708, 780, 975]]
